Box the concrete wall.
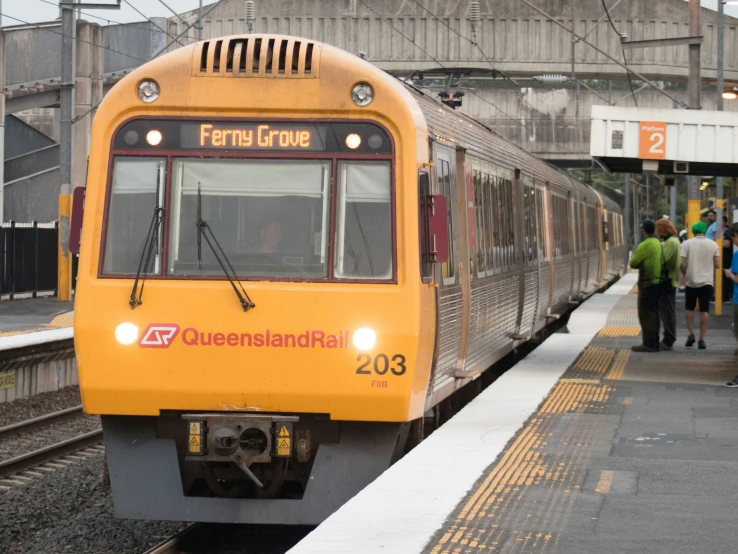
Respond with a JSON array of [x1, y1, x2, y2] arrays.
[[103, 18, 168, 73], [4, 23, 62, 85], [170, 0, 738, 81], [3, 166, 61, 223], [5, 145, 60, 183], [4, 115, 55, 159]]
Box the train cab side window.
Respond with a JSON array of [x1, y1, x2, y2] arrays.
[[102, 157, 165, 275], [438, 158, 455, 282], [335, 161, 393, 280]]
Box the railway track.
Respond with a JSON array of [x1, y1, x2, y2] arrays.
[[0, 405, 84, 439], [0, 428, 103, 479], [142, 523, 314, 554], [143, 524, 200, 554]]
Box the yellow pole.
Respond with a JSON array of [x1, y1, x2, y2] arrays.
[[58, 193, 72, 302], [715, 199, 724, 316], [687, 200, 700, 239]]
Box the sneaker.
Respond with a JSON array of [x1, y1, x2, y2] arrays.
[[685, 334, 696, 347], [726, 377, 738, 387], [659, 342, 673, 351], [698, 340, 706, 350], [631, 344, 659, 353]]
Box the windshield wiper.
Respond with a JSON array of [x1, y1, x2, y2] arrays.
[[129, 166, 164, 309], [196, 182, 256, 312]]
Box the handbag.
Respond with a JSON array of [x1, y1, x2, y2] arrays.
[[659, 242, 671, 288]]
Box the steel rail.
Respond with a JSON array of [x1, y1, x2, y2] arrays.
[[142, 524, 201, 554], [0, 429, 103, 478], [0, 405, 84, 439]]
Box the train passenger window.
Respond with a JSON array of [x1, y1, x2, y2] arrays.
[[334, 161, 393, 280], [167, 159, 331, 279], [102, 157, 165, 275]]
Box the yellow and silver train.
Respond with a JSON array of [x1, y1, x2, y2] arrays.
[[72, 34, 625, 523]]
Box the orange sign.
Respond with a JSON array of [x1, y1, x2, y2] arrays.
[[639, 121, 667, 160]]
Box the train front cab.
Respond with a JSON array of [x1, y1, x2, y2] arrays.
[[73, 36, 445, 524]]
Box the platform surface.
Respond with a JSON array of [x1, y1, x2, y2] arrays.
[[0, 297, 74, 337], [289, 275, 738, 554]]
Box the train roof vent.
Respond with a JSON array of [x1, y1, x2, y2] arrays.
[[194, 36, 320, 78]]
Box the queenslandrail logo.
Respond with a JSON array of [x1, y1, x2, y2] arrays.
[[138, 323, 350, 349]]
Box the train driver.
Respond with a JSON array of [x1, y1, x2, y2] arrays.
[[256, 215, 283, 254]]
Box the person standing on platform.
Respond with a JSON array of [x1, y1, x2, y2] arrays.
[[629, 219, 661, 353], [656, 218, 680, 351], [723, 224, 738, 387], [681, 221, 720, 349], [721, 217, 733, 302], [706, 209, 718, 239]]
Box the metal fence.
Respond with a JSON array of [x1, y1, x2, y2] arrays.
[[0, 221, 75, 300]]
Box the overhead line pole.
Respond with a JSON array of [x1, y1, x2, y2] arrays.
[[517, 0, 689, 108], [58, 0, 120, 302]]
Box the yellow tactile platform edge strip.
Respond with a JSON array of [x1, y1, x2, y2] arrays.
[[429, 379, 615, 553], [598, 326, 641, 337]]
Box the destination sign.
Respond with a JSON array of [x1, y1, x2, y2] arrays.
[[180, 123, 327, 151]]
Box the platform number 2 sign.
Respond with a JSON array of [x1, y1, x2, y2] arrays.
[[639, 121, 667, 160]]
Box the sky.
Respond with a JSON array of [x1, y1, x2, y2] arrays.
[[1, 0, 738, 28]]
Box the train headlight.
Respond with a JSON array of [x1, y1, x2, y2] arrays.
[[146, 130, 163, 146], [352, 327, 376, 351], [115, 322, 139, 345], [351, 83, 374, 107], [345, 133, 362, 149], [137, 80, 160, 103]]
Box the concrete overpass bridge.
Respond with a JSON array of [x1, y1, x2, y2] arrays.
[[4, 0, 738, 220]]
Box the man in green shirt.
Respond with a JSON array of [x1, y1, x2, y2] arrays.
[[656, 218, 680, 350], [629, 219, 661, 352]]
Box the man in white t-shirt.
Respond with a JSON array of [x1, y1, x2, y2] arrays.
[[681, 221, 720, 349]]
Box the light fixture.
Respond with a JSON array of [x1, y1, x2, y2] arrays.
[[351, 83, 374, 107], [115, 322, 139, 345], [723, 91, 738, 100], [352, 327, 377, 351], [345, 133, 362, 149], [146, 130, 163, 146], [137, 79, 160, 103]]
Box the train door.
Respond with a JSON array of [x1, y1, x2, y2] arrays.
[[428, 144, 464, 397], [568, 192, 577, 301], [516, 173, 540, 339], [452, 147, 472, 379], [582, 198, 591, 293]]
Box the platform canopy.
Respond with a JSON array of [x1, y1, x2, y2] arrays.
[[590, 106, 738, 177]]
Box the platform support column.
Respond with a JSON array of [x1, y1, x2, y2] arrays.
[[715, 0, 726, 314], [624, 174, 631, 266]]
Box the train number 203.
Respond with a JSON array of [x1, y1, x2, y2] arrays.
[[356, 354, 407, 376]]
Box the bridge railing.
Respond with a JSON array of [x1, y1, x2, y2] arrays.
[[0, 221, 78, 301]]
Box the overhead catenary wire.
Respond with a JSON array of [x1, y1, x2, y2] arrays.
[[356, 0, 587, 161], [1, 11, 148, 63], [516, 0, 687, 108], [406, 0, 593, 138], [33, 0, 185, 45], [599, 0, 638, 107]]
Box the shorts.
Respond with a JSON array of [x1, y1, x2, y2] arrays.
[[685, 285, 713, 313]]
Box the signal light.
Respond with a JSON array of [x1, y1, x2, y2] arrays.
[[439, 90, 464, 109]]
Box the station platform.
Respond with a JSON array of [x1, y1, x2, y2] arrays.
[[288, 273, 738, 554], [0, 297, 74, 349]]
